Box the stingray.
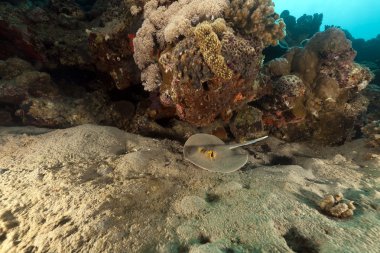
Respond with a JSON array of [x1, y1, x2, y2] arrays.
[[183, 134, 268, 173]]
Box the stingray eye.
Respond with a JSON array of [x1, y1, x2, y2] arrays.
[[206, 150, 217, 160], [197, 147, 217, 160]]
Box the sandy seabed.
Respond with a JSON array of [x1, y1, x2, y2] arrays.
[[0, 124, 379, 253]]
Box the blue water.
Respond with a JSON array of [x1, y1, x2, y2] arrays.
[[275, 0, 380, 40]]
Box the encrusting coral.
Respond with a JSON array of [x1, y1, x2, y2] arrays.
[[193, 21, 233, 80], [133, 0, 285, 126]]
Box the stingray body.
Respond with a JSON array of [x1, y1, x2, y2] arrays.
[[183, 134, 268, 173]]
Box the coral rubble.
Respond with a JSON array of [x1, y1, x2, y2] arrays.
[[318, 193, 356, 219]]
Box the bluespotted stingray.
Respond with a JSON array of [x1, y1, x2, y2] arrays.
[[183, 134, 268, 173]]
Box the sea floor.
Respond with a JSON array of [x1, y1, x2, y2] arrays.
[[0, 124, 379, 253]]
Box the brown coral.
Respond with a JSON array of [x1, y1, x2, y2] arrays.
[[162, 76, 260, 127], [221, 31, 259, 79], [194, 21, 233, 80], [133, 0, 229, 91], [225, 0, 286, 46]]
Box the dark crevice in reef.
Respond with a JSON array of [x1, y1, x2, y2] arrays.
[[155, 118, 175, 129], [283, 227, 319, 253], [108, 83, 149, 104], [0, 103, 23, 126], [269, 155, 296, 165], [47, 66, 111, 95], [75, 0, 97, 12]]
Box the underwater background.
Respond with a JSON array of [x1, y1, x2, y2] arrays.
[[275, 0, 380, 40]]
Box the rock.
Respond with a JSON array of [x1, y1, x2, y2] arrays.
[[318, 193, 356, 218], [88, 19, 139, 89], [266, 57, 291, 77], [229, 105, 267, 141]]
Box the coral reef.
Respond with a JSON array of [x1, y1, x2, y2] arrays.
[[0, 1, 376, 146], [0, 2, 46, 63], [0, 0, 151, 131], [0, 0, 92, 67], [353, 34, 380, 66], [263, 10, 323, 62], [260, 28, 373, 145], [280, 10, 323, 47], [352, 36, 380, 108], [133, 0, 285, 126], [0, 57, 134, 128], [193, 20, 233, 80], [318, 193, 356, 219], [224, 0, 285, 46], [266, 57, 290, 77], [0, 0, 142, 89], [363, 83, 380, 121]]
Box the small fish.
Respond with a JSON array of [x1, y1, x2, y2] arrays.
[[183, 134, 268, 173]]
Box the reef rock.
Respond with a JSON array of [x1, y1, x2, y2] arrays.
[[0, 58, 134, 128], [362, 120, 380, 149], [263, 28, 373, 145]]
